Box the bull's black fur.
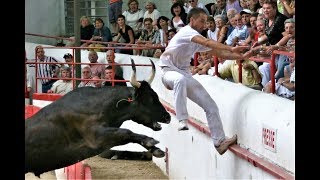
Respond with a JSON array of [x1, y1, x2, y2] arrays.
[[25, 60, 171, 177]]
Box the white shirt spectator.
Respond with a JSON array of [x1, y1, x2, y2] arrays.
[[49, 80, 73, 95], [122, 9, 144, 31]]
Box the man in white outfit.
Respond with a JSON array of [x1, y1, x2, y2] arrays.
[[159, 8, 253, 155]]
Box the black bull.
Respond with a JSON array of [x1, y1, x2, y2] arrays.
[[25, 59, 171, 177]]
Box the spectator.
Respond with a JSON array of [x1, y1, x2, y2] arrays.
[[136, 18, 161, 57], [35, 45, 62, 93], [87, 51, 105, 78], [108, 0, 123, 35], [225, 13, 249, 46], [186, 0, 210, 15], [214, 15, 229, 43], [253, 0, 287, 47], [240, 9, 252, 27], [226, 8, 237, 37], [246, 0, 261, 13], [240, 0, 249, 9], [170, 2, 188, 32], [103, 66, 127, 86], [167, 28, 177, 41], [143, 1, 161, 27], [157, 16, 172, 47], [278, 0, 295, 18], [153, 49, 163, 58], [78, 66, 95, 87], [63, 53, 74, 77], [88, 18, 113, 52], [211, 0, 227, 17], [47, 66, 73, 95], [206, 16, 218, 41], [114, 15, 135, 55], [218, 59, 262, 90], [226, 0, 243, 13], [105, 50, 123, 78], [264, 56, 294, 100], [66, 16, 95, 47], [92, 75, 103, 88], [191, 51, 213, 75], [122, 0, 144, 38], [257, 0, 265, 14]]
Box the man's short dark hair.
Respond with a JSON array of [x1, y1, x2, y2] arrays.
[[187, 8, 208, 23]]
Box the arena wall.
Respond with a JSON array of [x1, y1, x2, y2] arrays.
[[25, 42, 295, 179]]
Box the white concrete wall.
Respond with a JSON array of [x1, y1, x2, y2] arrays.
[[26, 42, 294, 179], [25, 0, 65, 45]]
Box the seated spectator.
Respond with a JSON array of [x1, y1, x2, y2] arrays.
[[47, 66, 73, 95], [153, 49, 163, 58], [103, 66, 127, 86], [264, 56, 295, 100], [170, 2, 187, 31], [206, 16, 217, 41], [66, 16, 95, 47], [167, 28, 177, 41], [136, 18, 160, 57], [191, 51, 213, 75], [143, 1, 161, 27], [35, 45, 62, 93], [87, 51, 105, 78], [226, 8, 237, 37], [88, 18, 113, 52], [279, 0, 295, 18], [240, 9, 252, 27], [122, 0, 144, 38], [92, 75, 103, 88], [226, 0, 243, 13], [225, 13, 249, 46], [114, 14, 135, 55], [211, 0, 227, 17], [214, 14, 229, 44], [157, 16, 172, 47], [218, 59, 262, 90], [186, 0, 210, 15], [78, 66, 95, 87], [105, 50, 123, 78]]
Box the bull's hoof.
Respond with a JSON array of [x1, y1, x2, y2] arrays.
[[143, 138, 159, 147], [152, 149, 165, 158]]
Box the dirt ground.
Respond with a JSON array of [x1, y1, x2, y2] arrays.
[[85, 155, 168, 179], [25, 155, 168, 180]]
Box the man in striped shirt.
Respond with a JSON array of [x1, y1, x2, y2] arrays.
[[35, 45, 62, 93]]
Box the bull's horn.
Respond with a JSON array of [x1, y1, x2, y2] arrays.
[[130, 58, 141, 88], [147, 59, 155, 84]]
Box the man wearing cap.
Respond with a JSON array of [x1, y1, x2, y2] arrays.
[[240, 9, 252, 27]]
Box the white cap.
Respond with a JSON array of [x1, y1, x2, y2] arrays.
[[240, 9, 252, 15]]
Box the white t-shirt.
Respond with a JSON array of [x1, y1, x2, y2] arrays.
[[159, 25, 211, 76], [143, 9, 160, 23]]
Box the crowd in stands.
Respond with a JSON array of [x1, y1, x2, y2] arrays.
[[26, 0, 295, 100]]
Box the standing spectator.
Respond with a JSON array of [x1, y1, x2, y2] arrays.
[[143, 1, 161, 27], [103, 66, 127, 87], [114, 15, 135, 55], [108, 0, 123, 35], [105, 50, 123, 78], [170, 2, 188, 32], [66, 16, 95, 47], [87, 51, 105, 78], [122, 0, 144, 38], [159, 8, 252, 154], [35, 45, 62, 93], [88, 18, 113, 52], [47, 66, 73, 95], [78, 66, 95, 88], [211, 0, 227, 17]]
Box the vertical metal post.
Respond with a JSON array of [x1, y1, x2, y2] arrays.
[[270, 54, 276, 94], [74, 0, 81, 86]]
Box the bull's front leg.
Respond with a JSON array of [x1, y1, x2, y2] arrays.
[[93, 127, 165, 158]]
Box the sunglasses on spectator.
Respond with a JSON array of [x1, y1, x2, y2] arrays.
[[189, 0, 195, 2]]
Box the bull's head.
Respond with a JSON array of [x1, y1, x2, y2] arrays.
[[130, 59, 171, 131]]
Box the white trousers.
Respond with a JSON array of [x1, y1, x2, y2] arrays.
[[161, 69, 225, 146]]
